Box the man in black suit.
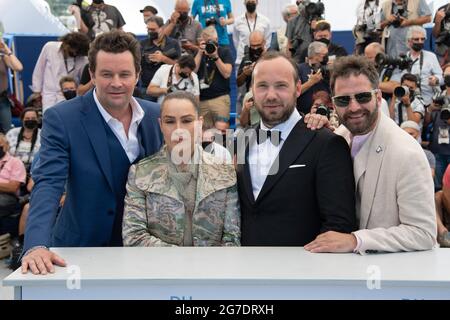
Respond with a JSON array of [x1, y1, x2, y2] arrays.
[[236, 50, 356, 246]]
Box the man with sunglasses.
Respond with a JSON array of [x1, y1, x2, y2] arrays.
[[305, 55, 436, 254]]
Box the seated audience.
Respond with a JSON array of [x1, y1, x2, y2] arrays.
[[6, 108, 41, 172]]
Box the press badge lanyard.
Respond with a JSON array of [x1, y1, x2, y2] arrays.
[[408, 51, 424, 89], [245, 13, 258, 33]]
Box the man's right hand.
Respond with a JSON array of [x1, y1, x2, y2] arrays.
[[243, 64, 254, 76], [436, 9, 446, 24], [21, 248, 67, 275], [170, 11, 180, 24]]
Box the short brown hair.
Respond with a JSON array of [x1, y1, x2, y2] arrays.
[[252, 50, 299, 85], [330, 55, 379, 95], [88, 30, 141, 74], [59, 76, 76, 90], [161, 91, 199, 115]]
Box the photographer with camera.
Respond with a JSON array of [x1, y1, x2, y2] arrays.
[[298, 20, 347, 64], [70, 0, 126, 41], [389, 73, 425, 128], [0, 36, 23, 134], [147, 54, 200, 104], [432, 3, 450, 65], [162, 0, 203, 55], [405, 26, 443, 107], [353, 0, 382, 54], [191, 0, 234, 47], [425, 64, 450, 191], [233, 0, 271, 69], [140, 5, 158, 24], [380, 0, 431, 59], [297, 41, 330, 114], [237, 31, 266, 93], [139, 16, 181, 102], [286, 0, 324, 63], [194, 26, 233, 122]]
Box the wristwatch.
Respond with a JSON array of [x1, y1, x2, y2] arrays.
[[211, 56, 219, 62]]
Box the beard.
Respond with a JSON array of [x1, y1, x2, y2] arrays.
[[340, 101, 379, 135], [255, 92, 297, 128]]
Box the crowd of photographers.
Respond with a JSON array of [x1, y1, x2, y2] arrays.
[[2, 0, 450, 262]]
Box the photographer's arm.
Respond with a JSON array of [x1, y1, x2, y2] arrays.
[[212, 54, 232, 79], [425, 104, 440, 126], [389, 95, 396, 120], [433, 9, 445, 37], [403, 15, 431, 27], [237, 65, 252, 87], [239, 99, 253, 127], [405, 105, 422, 124], [147, 84, 169, 97], [194, 49, 203, 73], [301, 71, 322, 94], [379, 80, 400, 95]]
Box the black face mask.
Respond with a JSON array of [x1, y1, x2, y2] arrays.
[[179, 72, 189, 79], [179, 12, 189, 22], [412, 43, 424, 52], [63, 90, 77, 100], [148, 31, 159, 41], [321, 55, 329, 65], [246, 2, 257, 13], [445, 75, 450, 87], [23, 120, 38, 130], [317, 38, 330, 46], [0, 148, 5, 160], [249, 47, 263, 61], [202, 141, 213, 150]]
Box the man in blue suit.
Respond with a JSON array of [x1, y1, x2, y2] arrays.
[[22, 31, 163, 275]]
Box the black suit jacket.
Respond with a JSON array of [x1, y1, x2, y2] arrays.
[[236, 120, 356, 246]]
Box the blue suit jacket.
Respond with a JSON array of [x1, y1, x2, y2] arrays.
[[24, 90, 162, 252]]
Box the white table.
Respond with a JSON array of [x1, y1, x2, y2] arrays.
[[3, 247, 450, 300]]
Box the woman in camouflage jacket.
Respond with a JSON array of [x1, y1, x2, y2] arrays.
[[123, 91, 240, 246]]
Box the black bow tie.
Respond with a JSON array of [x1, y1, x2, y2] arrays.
[[256, 129, 282, 146]]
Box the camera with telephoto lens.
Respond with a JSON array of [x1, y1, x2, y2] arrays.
[[375, 53, 413, 70], [394, 85, 410, 98], [205, 17, 217, 27], [316, 103, 330, 119], [392, 5, 408, 28], [433, 90, 450, 120], [356, 24, 381, 41], [304, 0, 325, 22], [205, 40, 217, 55]]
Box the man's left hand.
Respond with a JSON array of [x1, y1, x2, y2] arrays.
[[219, 17, 227, 26], [149, 51, 165, 63], [304, 231, 357, 253], [428, 75, 439, 86], [304, 113, 330, 130]]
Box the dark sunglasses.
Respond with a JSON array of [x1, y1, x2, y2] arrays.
[[332, 89, 378, 107]]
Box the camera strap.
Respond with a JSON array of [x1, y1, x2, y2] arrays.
[[245, 13, 258, 33], [167, 65, 195, 89], [408, 51, 424, 89]]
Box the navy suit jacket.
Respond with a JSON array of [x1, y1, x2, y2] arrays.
[[24, 90, 162, 252]]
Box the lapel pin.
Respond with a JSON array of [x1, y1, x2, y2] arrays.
[[376, 146, 383, 154]]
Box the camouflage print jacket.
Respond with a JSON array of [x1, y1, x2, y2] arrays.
[[123, 146, 240, 247]]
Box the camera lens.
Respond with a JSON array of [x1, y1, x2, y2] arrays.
[[205, 41, 216, 54]]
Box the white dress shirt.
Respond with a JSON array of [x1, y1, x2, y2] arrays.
[[232, 12, 272, 65], [249, 109, 301, 200], [31, 41, 87, 110], [93, 89, 144, 163]]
